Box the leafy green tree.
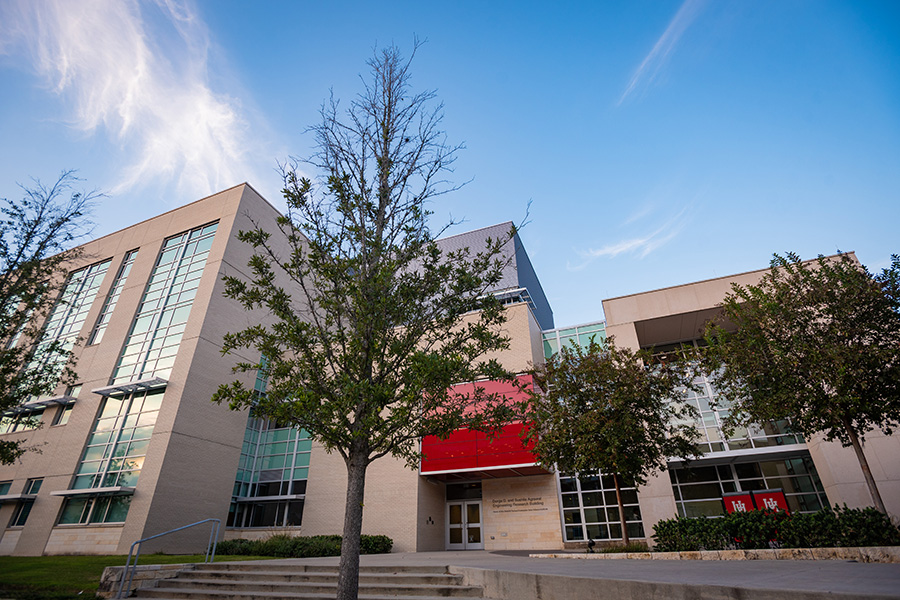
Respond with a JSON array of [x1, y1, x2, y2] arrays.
[[213, 46, 517, 600], [704, 252, 900, 514], [0, 171, 94, 464], [521, 338, 700, 545]]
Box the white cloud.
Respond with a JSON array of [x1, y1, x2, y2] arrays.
[[0, 0, 261, 200], [567, 206, 690, 271], [618, 0, 706, 105]]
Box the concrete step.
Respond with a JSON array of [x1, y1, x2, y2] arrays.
[[191, 563, 449, 574], [131, 563, 483, 600], [177, 569, 466, 585], [146, 579, 481, 597]]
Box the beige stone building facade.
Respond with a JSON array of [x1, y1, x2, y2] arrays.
[[0, 185, 896, 556]]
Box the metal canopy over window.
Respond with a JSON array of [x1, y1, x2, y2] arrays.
[[2, 394, 77, 416], [92, 377, 167, 397], [50, 486, 136, 497]]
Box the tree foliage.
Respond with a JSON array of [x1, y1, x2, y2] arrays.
[[704, 252, 900, 513], [213, 45, 517, 600], [0, 171, 94, 464], [521, 337, 700, 545]]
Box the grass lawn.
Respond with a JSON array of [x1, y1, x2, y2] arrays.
[[0, 554, 274, 599]]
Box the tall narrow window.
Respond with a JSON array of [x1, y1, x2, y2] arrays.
[[34, 259, 111, 364], [89, 250, 138, 345], [111, 222, 217, 384]]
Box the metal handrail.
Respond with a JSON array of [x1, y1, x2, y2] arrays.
[[116, 518, 220, 599]]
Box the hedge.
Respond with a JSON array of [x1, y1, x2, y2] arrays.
[[653, 505, 900, 552], [216, 534, 393, 557]]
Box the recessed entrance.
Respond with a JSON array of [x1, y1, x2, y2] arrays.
[[445, 482, 483, 550], [447, 500, 483, 550]]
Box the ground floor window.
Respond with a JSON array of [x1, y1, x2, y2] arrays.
[[9, 501, 33, 527], [558, 471, 644, 541], [58, 495, 132, 524], [669, 454, 828, 517], [8, 478, 43, 527], [228, 499, 303, 528]]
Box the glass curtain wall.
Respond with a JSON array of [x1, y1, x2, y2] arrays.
[[33, 259, 111, 367], [541, 321, 606, 358], [58, 388, 163, 524], [228, 417, 312, 528], [111, 222, 217, 384]]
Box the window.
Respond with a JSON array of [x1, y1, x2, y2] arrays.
[[227, 416, 311, 529], [36, 259, 112, 363], [9, 478, 42, 527], [9, 501, 33, 527], [111, 222, 217, 384], [52, 404, 74, 426], [58, 389, 162, 525], [648, 340, 805, 455], [58, 495, 132, 525], [51, 385, 81, 426], [669, 455, 828, 517], [0, 409, 44, 434], [557, 471, 644, 541], [89, 249, 139, 345], [542, 321, 607, 359], [0, 481, 11, 495], [70, 389, 163, 490]]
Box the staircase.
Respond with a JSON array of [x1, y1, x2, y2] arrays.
[[130, 563, 484, 599]]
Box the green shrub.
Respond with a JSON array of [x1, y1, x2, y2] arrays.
[[598, 541, 649, 553], [215, 538, 263, 556], [360, 535, 393, 554], [216, 534, 392, 558], [653, 505, 900, 551]]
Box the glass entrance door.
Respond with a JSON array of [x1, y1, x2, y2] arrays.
[[446, 500, 483, 550]]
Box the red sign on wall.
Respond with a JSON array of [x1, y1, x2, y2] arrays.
[[420, 375, 538, 475], [753, 489, 790, 513], [722, 489, 790, 514], [723, 492, 754, 514]]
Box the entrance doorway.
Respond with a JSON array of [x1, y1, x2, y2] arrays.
[[445, 482, 484, 550], [447, 500, 483, 550]]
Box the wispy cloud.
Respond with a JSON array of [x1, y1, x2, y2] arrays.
[[567, 206, 691, 271], [618, 0, 705, 105], [0, 0, 261, 200]]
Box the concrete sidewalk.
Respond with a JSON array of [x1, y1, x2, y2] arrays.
[[256, 549, 900, 599]]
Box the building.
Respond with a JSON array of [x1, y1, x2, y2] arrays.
[[601, 264, 900, 536], [0, 185, 897, 556]]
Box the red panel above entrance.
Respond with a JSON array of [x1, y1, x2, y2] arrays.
[[420, 375, 541, 477]]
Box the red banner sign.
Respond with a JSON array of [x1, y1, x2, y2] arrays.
[[722, 489, 789, 514], [723, 492, 754, 514]]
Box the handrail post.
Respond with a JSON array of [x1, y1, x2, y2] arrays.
[[114, 518, 220, 599]]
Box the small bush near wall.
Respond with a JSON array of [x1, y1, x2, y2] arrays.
[[216, 534, 392, 558], [653, 506, 900, 552]]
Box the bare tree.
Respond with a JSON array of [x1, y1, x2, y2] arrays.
[[0, 171, 95, 464]]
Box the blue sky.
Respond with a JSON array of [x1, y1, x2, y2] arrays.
[[1, 0, 898, 327]]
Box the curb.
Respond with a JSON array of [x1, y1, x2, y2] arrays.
[[530, 546, 900, 563]]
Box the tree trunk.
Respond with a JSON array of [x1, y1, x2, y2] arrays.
[[336, 449, 368, 600], [842, 415, 887, 514], [613, 472, 630, 546]]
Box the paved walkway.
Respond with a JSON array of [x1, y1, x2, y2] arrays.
[[255, 550, 900, 598]]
